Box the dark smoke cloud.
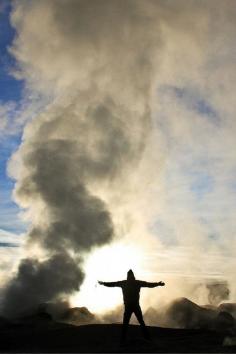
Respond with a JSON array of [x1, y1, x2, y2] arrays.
[[19, 139, 114, 252], [2, 130, 115, 316], [2, 253, 84, 317]]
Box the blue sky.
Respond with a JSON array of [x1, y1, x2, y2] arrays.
[[0, 2, 23, 102], [0, 2, 25, 237]]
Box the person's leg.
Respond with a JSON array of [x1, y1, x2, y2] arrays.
[[134, 305, 150, 340], [121, 307, 132, 343]]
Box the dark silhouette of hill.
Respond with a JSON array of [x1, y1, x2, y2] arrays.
[[219, 303, 236, 318], [0, 321, 234, 353], [146, 297, 236, 331], [61, 306, 96, 325], [166, 297, 217, 329], [16, 311, 53, 327], [0, 298, 236, 352]]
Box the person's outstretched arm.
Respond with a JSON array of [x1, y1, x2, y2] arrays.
[[98, 280, 123, 287], [138, 281, 165, 288]]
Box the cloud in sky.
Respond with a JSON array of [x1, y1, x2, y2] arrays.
[[0, 228, 22, 246], [1, 0, 236, 314]]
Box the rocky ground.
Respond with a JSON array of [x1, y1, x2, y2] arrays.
[[1, 298, 236, 352], [0, 320, 235, 353]]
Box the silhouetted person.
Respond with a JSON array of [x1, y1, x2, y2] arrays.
[[98, 269, 165, 343]]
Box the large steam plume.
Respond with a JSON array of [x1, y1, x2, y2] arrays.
[[1, 0, 161, 316], [2, 0, 236, 316]]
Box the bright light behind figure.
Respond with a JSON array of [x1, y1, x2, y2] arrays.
[[70, 242, 144, 313]]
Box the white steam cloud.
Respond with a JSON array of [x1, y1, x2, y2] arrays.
[[1, 0, 236, 316]]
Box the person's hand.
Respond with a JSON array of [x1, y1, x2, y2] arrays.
[[159, 281, 165, 286]]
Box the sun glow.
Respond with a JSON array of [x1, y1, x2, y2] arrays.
[[70, 242, 145, 313]]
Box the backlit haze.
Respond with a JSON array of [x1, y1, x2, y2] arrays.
[[0, 0, 236, 317]]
